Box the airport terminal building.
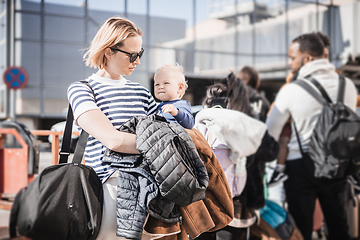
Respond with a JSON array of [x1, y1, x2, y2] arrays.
[[1, 0, 359, 130]]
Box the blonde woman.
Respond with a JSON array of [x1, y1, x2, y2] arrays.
[[67, 17, 157, 239]]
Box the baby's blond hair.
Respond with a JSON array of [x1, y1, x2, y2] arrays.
[[154, 63, 188, 98]]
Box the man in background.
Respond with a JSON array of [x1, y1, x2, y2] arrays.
[[266, 32, 357, 240]]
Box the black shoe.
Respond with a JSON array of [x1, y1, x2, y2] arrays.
[[267, 170, 288, 188]]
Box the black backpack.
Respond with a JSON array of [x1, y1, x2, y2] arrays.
[[9, 82, 103, 240], [293, 75, 360, 179]]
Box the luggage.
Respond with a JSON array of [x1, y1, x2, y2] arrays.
[[0, 120, 40, 174], [9, 155, 103, 240], [346, 175, 360, 238], [259, 199, 303, 240], [293, 75, 360, 179], [9, 83, 103, 240]]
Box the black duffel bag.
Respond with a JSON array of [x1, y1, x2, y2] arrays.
[[9, 106, 103, 240]]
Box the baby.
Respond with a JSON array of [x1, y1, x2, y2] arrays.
[[154, 64, 194, 129]]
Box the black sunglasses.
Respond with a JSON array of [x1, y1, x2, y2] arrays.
[[111, 47, 144, 63]]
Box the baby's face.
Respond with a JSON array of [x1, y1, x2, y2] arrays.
[[154, 69, 181, 102]]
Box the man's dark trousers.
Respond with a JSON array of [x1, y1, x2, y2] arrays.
[[284, 158, 350, 240]]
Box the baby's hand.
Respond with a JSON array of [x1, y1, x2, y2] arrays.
[[162, 104, 179, 116]]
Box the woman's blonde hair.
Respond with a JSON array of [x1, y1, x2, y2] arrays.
[[83, 17, 142, 69]]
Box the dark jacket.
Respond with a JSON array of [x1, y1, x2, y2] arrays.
[[102, 115, 209, 239], [236, 131, 279, 209], [247, 85, 270, 122]]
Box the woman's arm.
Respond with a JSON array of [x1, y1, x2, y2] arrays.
[[77, 108, 139, 154]]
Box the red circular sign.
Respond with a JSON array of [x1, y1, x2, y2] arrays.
[[3, 66, 29, 90]]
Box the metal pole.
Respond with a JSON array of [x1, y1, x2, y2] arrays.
[[146, 0, 150, 89], [6, 0, 15, 120], [234, 0, 238, 72], [285, 0, 289, 74], [193, 0, 196, 73], [5, 0, 14, 68], [84, 0, 88, 47], [354, 1, 358, 55], [252, 0, 256, 66], [328, 0, 332, 62], [124, 0, 128, 18], [316, 0, 319, 31], [84, 0, 88, 78], [40, 0, 45, 117]]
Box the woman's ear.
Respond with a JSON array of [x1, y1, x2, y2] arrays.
[[104, 48, 113, 60]]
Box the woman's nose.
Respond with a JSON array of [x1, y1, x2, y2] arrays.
[[134, 56, 140, 65]]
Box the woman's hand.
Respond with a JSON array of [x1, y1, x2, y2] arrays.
[[77, 109, 139, 154]]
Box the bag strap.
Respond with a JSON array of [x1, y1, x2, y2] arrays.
[[291, 78, 321, 157], [9, 189, 23, 238], [294, 75, 346, 106], [292, 121, 305, 156], [311, 74, 346, 104], [293, 79, 329, 106], [291, 74, 346, 157], [337, 75, 346, 103], [71, 126, 89, 164], [59, 81, 95, 164], [307, 77, 333, 104], [59, 106, 75, 163]]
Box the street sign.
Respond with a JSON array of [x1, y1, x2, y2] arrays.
[[3, 66, 29, 90]]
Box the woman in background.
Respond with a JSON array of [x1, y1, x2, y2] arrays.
[[194, 72, 279, 240]]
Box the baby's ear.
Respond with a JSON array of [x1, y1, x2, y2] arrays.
[[178, 82, 185, 90], [178, 82, 185, 97]]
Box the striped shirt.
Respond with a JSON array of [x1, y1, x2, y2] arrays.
[[67, 74, 157, 183]]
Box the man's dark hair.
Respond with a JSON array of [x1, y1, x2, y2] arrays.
[[316, 31, 330, 48], [292, 32, 325, 57], [239, 66, 259, 90]]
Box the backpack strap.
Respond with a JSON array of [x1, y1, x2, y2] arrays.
[[59, 81, 95, 164], [307, 77, 333, 104], [294, 75, 346, 106], [292, 121, 305, 156], [337, 75, 346, 103], [293, 79, 329, 106], [292, 78, 328, 157]]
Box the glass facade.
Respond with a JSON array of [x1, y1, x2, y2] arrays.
[[1, 0, 359, 126]]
